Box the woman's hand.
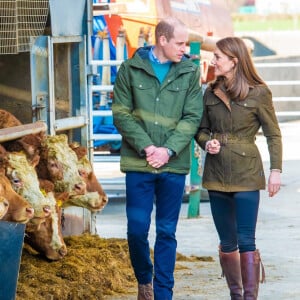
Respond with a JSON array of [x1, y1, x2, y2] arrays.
[[205, 139, 221, 154], [268, 170, 281, 197]]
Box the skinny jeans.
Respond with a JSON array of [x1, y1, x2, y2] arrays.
[[126, 171, 185, 300], [208, 190, 260, 253]]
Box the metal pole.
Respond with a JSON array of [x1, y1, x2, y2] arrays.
[[0, 121, 47, 143], [187, 41, 202, 218]]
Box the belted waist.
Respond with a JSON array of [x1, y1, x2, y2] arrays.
[[212, 133, 255, 145]]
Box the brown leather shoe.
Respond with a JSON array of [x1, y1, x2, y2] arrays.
[[137, 283, 153, 300]]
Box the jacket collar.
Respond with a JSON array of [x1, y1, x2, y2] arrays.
[[214, 85, 231, 111], [128, 46, 197, 83]]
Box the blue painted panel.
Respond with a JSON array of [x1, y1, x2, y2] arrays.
[[30, 35, 50, 126], [0, 221, 25, 300]]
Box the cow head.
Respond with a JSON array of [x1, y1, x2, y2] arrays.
[[69, 142, 108, 212], [37, 134, 87, 197], [0, 196, 9, 219], [0, 171, 34, 223], [0, 145, 34, 223], [5, 151, 52, 223], [25, 191, 67, 260]]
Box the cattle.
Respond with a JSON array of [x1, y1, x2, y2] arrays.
[[5, 130, 107, 212], [4, 150, 67, 260], [0, 168, 34, 223], [0, 109, 22, 128], [37, 134, 108, 212], [0, 196, 9, 219], [69, 142, 108, 212], [37, 134, 87, 197], [0, 171, 34, 223], [5, 151, 52, 224], [24, 191, 67, 260], [0, 144, 34, 223], [0, 111, 66, 260]]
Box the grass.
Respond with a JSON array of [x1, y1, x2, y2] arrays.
[[232, 14, 300, 31]]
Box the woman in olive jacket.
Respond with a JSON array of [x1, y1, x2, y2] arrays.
[[195, 37, 282, 300]]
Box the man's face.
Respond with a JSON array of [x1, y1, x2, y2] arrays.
[[160, 25, 188, 63]]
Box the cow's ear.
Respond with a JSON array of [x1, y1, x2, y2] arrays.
[[31, 154, 40, 168], [0, 146, 8, 169], [0, 145, 7, 155]]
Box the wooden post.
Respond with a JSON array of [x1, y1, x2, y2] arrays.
[[116, 27, 126, 68], [187, 41, 202, 218]]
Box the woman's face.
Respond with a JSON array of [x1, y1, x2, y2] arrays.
[[211, 47, 235, 80]]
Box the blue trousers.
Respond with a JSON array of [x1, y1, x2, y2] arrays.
[[208, 190, 260, 253], [126, 171, 185, 300]]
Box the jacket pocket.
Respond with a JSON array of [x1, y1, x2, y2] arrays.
[[206, 97, 222, 106], [131, 81, 154, 90], [231, 148, 257, 173], [166, 81, 189, 92], [235, 98, 257, 109]]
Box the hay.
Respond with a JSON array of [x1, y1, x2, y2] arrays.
[[17, 234, 214, 300], [17, 234, 136, 300]]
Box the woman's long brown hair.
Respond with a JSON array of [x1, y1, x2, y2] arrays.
[[211, 37, 266, 100]]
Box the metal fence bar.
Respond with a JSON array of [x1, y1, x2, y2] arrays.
[[266, 80, 300, 85], [276, 111, 300, 116], [93, 133, 122, 141], [93, 110, 113, 116], [54, 116, 86, 132], [273, 97, 300, 102], [90, 59, 123, 66], [91, 85, 114, 92], [255, 62, 300, 68]]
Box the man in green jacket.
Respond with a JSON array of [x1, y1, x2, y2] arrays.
[[112, 17, 203, 300]]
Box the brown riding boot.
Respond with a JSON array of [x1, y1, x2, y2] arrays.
[[240, 249, 266, 300], [137, 283, 153, 300], [219, 249, 243, 300]]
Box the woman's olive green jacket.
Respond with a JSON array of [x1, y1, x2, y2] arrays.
[[112, 46, 203, 174], [195, 84, 282, 192]]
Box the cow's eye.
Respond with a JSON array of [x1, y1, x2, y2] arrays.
[[78, 169, 88, 178], [11, 169, 18, 179]]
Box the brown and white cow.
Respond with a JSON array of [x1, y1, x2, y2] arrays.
[[0, 196, 9, 219], [69, 142, 108, 212], [0, 144, 34, 223], [0, 172, 34, 223], [4, 149, 67, 260], [0, 165, 34, 223], [37, 134, 107, 212], [37, 134, 87, 197], [24, 190, 67, 260], [0, 109, 22, 128], [5, 121, 107, 213], [5, 151, 52, 224]]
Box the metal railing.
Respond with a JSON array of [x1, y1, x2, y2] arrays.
[[255, 61, 300, 118]]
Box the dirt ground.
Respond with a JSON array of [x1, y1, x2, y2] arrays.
[[99, 193, 300, 300]]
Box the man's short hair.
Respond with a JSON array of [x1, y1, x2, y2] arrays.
[[155, 17, 186, 42]]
